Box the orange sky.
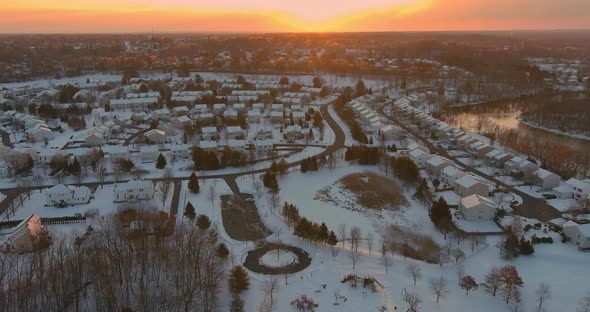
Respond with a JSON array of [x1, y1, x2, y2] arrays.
[[1, 0, 590, 33]]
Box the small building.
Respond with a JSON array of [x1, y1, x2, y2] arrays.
[[213, 103, 226, 113], [459, 194, 497, 221], [563, 221, 590, 249], [139, 145, 160, 162], [270, 111, 284, 124], [171, 116, 192, 129], [85, 132, 104, 146], [254, 139, 273, 158], [3, 214, 47, 252], [199, 140, 218, 152], [271, 103, 284, 111], [533, 169, 561, 190], [113, 179, 154, 202], [105, 145, 129, 162], [247, 110, 261, 123], [565, 178, 590, 200], [406, 142, 428, 153], [379, 125, 401, 140], [201, 126, 219, 141], [223, 110, 238, 121], [285, 125, 304, 142], [173, 106, 190, 116], [145, 129, 166, 144], [167, 144, 191, 162], [408, 149, 433, 167], [517, 160, 539, 176], [225, 126, 244, 140], [426, 156, 452, 177], [440, 166, 466, 187], [226, 139, 246, 152], [455, 175, 489, 197], [292, 111, 306, 123]]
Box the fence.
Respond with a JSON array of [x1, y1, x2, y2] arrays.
[[0, 216, 87, 230]]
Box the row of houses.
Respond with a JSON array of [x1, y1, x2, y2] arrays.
[[349, 95, 403, 140], [394, 98, 566, 192], [3, 111, 56, 141]]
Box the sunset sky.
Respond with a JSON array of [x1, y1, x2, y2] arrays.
[[2, 0, 590, 33]]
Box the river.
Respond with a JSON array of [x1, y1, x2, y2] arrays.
[[443, 98, 590, 155]]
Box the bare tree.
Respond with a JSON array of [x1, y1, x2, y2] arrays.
[[259, 277, 280, 312], [483, 266, 502, 296], [456, 263, 465, 282], [350, 249, 361, 270], [157, 180, 172, 207], [267, 192, 280, 213], [429, 276, 449, 303], [536, 282, 551, 312], [367, 232, 374, 256], [406, 263, 422, 286], [382, 254, 393, 274], [402, 291, 422, 312], [208, 182, 217, 206], [330, 245, 340, 259], [350, 226, 361, 251], [338, 224, 346, 248]]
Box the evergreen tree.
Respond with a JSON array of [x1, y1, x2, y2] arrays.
[[188, 172, 200, 193], [300, 158, 309, 173], [502, 227, 520, 259], [327, 231, 338, 246], [155, 153, 167, 169], [216, 243, 230, 259], [229, 296, 245, 312], [184, 202, 196, 220], [430, 197, 451, 225], [519, 237, 535, 255], [196, 214, 211, 230], [228, 266, 250, 295], [69, 158, 81, 176], [319, 222, 329, 243]]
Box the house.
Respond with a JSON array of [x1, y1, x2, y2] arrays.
[[270, 111, 284, 124], [440, 166, 466, 187], [474, 144, 495, 157], [113, 179, 153, 202], [406, 142, 428, 154], [105, 145, 129, 162], [27, 126, 55, 142], [199, 140, 218, 152], [198, 112, 215, 123], [254, 139, 273, 158], [255, 126, 273, 140], [3, 214, 47, 252], [517, 160, 539, 176], [213, 103, 226, 113], [167, 144, 191, 161], [252, 103, 265, 110], [247, 110, 261, 123], [45, 184, 73, 206], [563, 221, 590, 249], [172, 106, 190, 116], [455, 175, 489, 197], [171, 116, 192, 129], [285, 125, 304, 142], [426, 156, 452, 177], [109, 97, 158, 111], [85, 132, 104, 146], [194, 104, 209, 113], [408, 149, 433, 167], [459, 194, 497, 221], [139, 145, 160, 162], [226, 139, 246, 152], [223, 110, 238, 121], [379, 125, 401, 140], [201, 126, 219, 141], [455, 135, 477, 147], [533, 169, 561, 190], [37, 148, 64, 164], [271, 104, 284, 111], [493, 152, 512, 168], [292, 111, 306, 123], [565, 178, 590, 200], [225, 126, 244, 140], [232, 103, 246, 111], [145, 129, 166, 144]]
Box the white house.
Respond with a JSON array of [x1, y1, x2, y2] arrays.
[[171, 116, 192, 129], [426, 156, 452, 177], [380, 125, 401, 140], [85, 132, 104, 146], [517, 160, 539, 176], [139, 145, 160, 162], [459, 194, 497, 221], [201, 126, 219, 141], [247, 110, 261, 123], [113, 179, 154, 202], [406, 142, 428, 154], [199, 140, 218, 152], [409, 149, 433, 167], [563, 221, 590, 249], [533, 169, 561, 190], [566, 178, 590, 200], [167, 144, 191, 162], [455, 175, 489, 197], [3, 214, 47, 252], [254, 139, 273, 158], [269, 111, 284, 124], [226, 126, 244, 140], [105, 145, 129, 162], [227, 139, 246, 152], [145, 129, 166, 144], [45, 184, 91, 206], [440, 166, 466, 187]]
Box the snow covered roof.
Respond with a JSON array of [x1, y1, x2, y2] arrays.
[[47, 184, 70, 195], [114, 180, 152, 192], [534, 168, 560, 180], [227, 140, 246, 148], [461, 194, 496, 209], [226, 126, 243, 134], [145, 129, 166, 137], [442, 165, 463, 177], [409, 149, 428, 158], [456, 175, 484, 188], [140, 145, 159, 152], [199, 140, 217, 149], [566, 178, 590, 191], [427, 156, 450, 167], [578, 224, 590, 237]]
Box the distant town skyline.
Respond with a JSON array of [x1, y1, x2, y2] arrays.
[[2, 0, 590, 33]]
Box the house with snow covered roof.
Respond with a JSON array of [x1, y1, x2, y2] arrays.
[[563, 221, 590, 249], [171, 116, 192, 129], [533, 169, 561, 190], [455, 175, 489, 197], [459, 194, 497, 221], [199, 140, 218, 152], [441, 166, 466, 187], [145, 129, 166, 144], [201, 126, 219, 141], [426, 156, 452, 177], [408, 149, 433, 167], [270, 111, 284, 124], [3, 214, 47, 252], [113, 179, 153, 202], [45, 184, 91, 206], [565, 178, 590, 200]]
